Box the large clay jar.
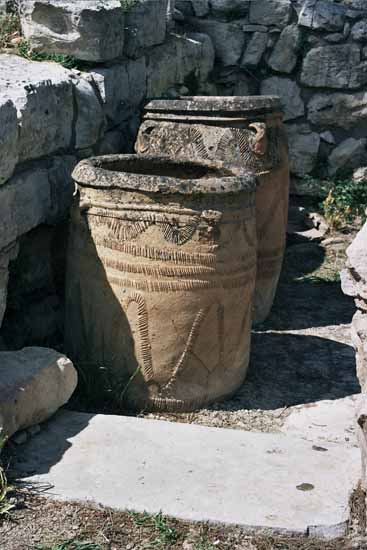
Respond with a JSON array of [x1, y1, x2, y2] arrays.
[[65, 155, 257, 412], [135, 96, 289, 324]]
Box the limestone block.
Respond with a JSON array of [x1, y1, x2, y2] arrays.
[[324, 33, 345, 43], [73, 76, 105, 150], [346, 221, 367, 284], [19, 0, 125, 62], [249, 0, 291, 27], [186, 18, 244, 66], [0, 55, 74, 163], [352, 21, 367, 42], [286, 124, 320, 177], [89, 58, 146, 126], [301, 45, 367, 89], [353, 313, 367, 395], [353, 166, 367, 183], [320, 131, 335, 144], [260, 77, 304, 122], [191, 0, 209, 17], [308, 92, 367, 130], [240, 31, 267, 68], [146, 33, 214, 98], [0, 156, 76, 251], [298, 0, 346, 32], [267, 25, 301, 74], [0, 97, 18, 186], [0, 347, 77, 437], [124, 0, 168, 58], [328, 137, 367, 178], [210, 0, 249, 18]]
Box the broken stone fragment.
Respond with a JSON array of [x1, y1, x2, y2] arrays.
[[0, 347, 77, 437]]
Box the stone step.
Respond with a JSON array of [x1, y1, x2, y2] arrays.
[[15, 410, 359, 538]]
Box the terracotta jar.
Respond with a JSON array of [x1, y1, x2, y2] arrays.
[[65, 155, 257, 411], [135, 96, 289, 324]]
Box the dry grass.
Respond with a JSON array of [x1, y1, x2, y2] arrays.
[[0, 494, 363, 550]]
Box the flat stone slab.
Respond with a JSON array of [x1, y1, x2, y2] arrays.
[[15, 410, 359, 538]]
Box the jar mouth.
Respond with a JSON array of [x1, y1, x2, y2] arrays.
[[144, 96, 282, 116], [72, 154, 257, 195]]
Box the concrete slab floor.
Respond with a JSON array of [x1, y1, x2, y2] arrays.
[[14, 409, 360, 539]]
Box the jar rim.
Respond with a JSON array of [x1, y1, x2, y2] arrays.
[[144, 96, 282, 116], [72, 154, 257, 195]]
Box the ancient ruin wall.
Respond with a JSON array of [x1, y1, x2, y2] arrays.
[[177, 0, 367, 193], [0, 0, 214, 347]]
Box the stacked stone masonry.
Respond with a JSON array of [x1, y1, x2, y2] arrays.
[[0, 0, 214, 344], [0, 0, 367, 346]]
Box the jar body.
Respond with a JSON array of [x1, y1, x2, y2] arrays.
[[65, 158, 257, 411], [136, 99, 289, 324]]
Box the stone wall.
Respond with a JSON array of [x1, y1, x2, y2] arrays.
[[0, 0, 366, 348], [176, 0, 367, 191], [0, 0, 214, 347]]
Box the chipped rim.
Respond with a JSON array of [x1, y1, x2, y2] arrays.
[[72, 154, 257, 196]]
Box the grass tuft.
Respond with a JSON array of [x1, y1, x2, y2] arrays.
[[18, 40, 80, 69]]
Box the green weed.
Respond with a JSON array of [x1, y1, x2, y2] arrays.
[[120, 0, 141, 12], [18, 40, 80, 69], [129, 510, 179, 548], [0, 13, 21, 49], [322, 178, 367, 230]]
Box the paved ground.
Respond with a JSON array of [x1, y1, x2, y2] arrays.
[[13, 407, 359, 539]]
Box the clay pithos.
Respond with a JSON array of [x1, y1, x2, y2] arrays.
[[65, 154, 257, 411], [135, 96, 290, 324]]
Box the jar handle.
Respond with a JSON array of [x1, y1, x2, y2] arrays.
[[249, 123, 268, 156]]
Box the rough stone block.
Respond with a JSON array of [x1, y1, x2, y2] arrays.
[[240, 31, 267, 68], [267, 24, 301, 74], [0, 97, 18, 186], [0, 347, 77, 437], [19, 0, 125, 62], [0, 54, 74, 163], [89, 58, 147, 126], [353, 311, 367, 393], [73, 76, 105, 150], [249, 0, 291, 27], [146, 33, 214, 97], [186, 18, 244, 66], [301, 45, 367, 89], [346, 221, 367, 285], [0, 156, 76, 251], [210, 0, 249, 18], [308, 92, 367, 130], [351, 21, 367, 42], [286, 123, 320, 177], [124, 0, 168, 58], [260, 76, 304, 122], [299, 0, 346, 32], [328, 137, 367, 177]]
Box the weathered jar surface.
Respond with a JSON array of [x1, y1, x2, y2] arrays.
[[65, 155, 257, 411], [135, 96, 289, 324]]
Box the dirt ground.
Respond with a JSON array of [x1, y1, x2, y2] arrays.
[[0, 491, 365, 550]]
